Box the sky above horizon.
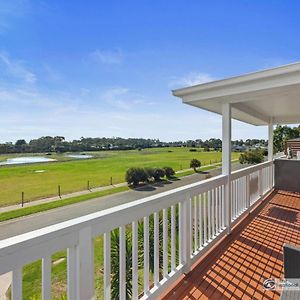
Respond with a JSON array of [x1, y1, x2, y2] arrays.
[[1, 0, 300, 143]]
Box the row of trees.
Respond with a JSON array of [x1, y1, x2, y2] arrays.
[[126, 167, 175, 186], [0, 135, 269, 154], [3, 124, 297, 154], [126, 159, 203, 186]]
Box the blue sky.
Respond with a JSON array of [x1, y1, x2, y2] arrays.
[[1, 0, 300, 142]]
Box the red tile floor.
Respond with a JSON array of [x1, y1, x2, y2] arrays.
[[161, 190, 300, 300]]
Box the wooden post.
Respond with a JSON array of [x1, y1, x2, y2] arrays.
[[110, 177, 113, 185], [21, 192, 24, 207], [87, 180, 90, 191], [58, 185, 61, 198]]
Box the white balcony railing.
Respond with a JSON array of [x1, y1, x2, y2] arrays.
[[0, 160, 274, 300]]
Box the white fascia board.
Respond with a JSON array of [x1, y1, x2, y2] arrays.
[[172, 61, 300, 100], [273, 115, 300, 125]]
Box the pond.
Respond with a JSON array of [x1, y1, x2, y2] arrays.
[[66, 154, 93, 159], [0, 156, 56, 165]]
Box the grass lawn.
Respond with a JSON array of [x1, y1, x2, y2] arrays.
[[22, 236, 104, 299], [0, 186, 129, 223], [0, 147, 240, 207]]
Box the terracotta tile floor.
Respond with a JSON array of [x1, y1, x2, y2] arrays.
[[161, 190, 300, 300]]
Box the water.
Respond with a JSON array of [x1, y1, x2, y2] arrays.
[[0, 157, 56, 165], [66, 154, 93, 159]]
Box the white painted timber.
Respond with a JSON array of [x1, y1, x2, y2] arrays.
[[222, 103, 232, 233], [104, 232, 111, 300], [0, 160, 274, 300], [268, 123, 274, 161], [172, 62, 300, 126], [42, 256, 51, 300]]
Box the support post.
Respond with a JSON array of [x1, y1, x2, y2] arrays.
[[222, 103, 232, 234], [268, 122, 274, 188], [268, 122, 273, 161]]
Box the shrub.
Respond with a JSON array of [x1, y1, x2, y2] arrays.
[[144, 167, 155, 181], [152, 168, 165, 181], [125, 167, 148, 186], [189, 148, 197, 152], [261, 148, 268, 156], [239, 149, 264, 165], [163, 166, 175, 179], [190, 158, 201, 172]]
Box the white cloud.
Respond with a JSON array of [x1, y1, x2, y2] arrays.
[[100, 87, 154, 110], [101, 87, 130, 110], [169, 72, 215, 88], [90, 49, 123, 64], [0, 51, 36, 83]]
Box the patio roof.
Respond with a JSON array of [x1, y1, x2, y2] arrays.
[[172, 62, 300, 126]]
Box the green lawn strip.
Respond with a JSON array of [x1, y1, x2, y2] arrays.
[[176, 160, 239, 178], [0, 147, 240, 207], [176, 163, 222, 177], [0, 159, 240, 223], [0, 186, 129, 223]]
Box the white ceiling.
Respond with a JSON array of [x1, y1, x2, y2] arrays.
[[172, 62, 300, 126]]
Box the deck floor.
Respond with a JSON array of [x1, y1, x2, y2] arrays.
[[161, 190, 300, 300]]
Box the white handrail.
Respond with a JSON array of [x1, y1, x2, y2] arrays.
[[0, 160, 274, 300]]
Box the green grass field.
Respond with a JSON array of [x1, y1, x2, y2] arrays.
[[0, 147, 240, 207]]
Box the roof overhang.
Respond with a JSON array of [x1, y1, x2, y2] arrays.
[[172, 62, 300, 126]]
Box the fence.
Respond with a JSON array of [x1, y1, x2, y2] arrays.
[[0, 160, 274, 299]]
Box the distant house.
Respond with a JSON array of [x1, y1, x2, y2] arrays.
[[232, 145, 246, 152], [285, 138, 300, 157]]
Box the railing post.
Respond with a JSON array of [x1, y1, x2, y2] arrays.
[[67, 246, 77, 300], [270, 163, 274, 189], [12, 268, 22, 300], [246, 175, 250, 211], [224, 177, 231, 233], [259, 169, 263, 198], [76, 227, 94, 300], [181, 194, 191, 274], [269, 162, 274, 190]]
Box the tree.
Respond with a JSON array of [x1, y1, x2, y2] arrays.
[[163, 166, 175, 179], [125, 168, 148, 186], [152, 168, 165, 181], [273, 125, 300, 153], [144, 167, 155, 182], [239, 149, 264, 164], [15, 139, 27, 152], [190, 159, 201, 172]]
